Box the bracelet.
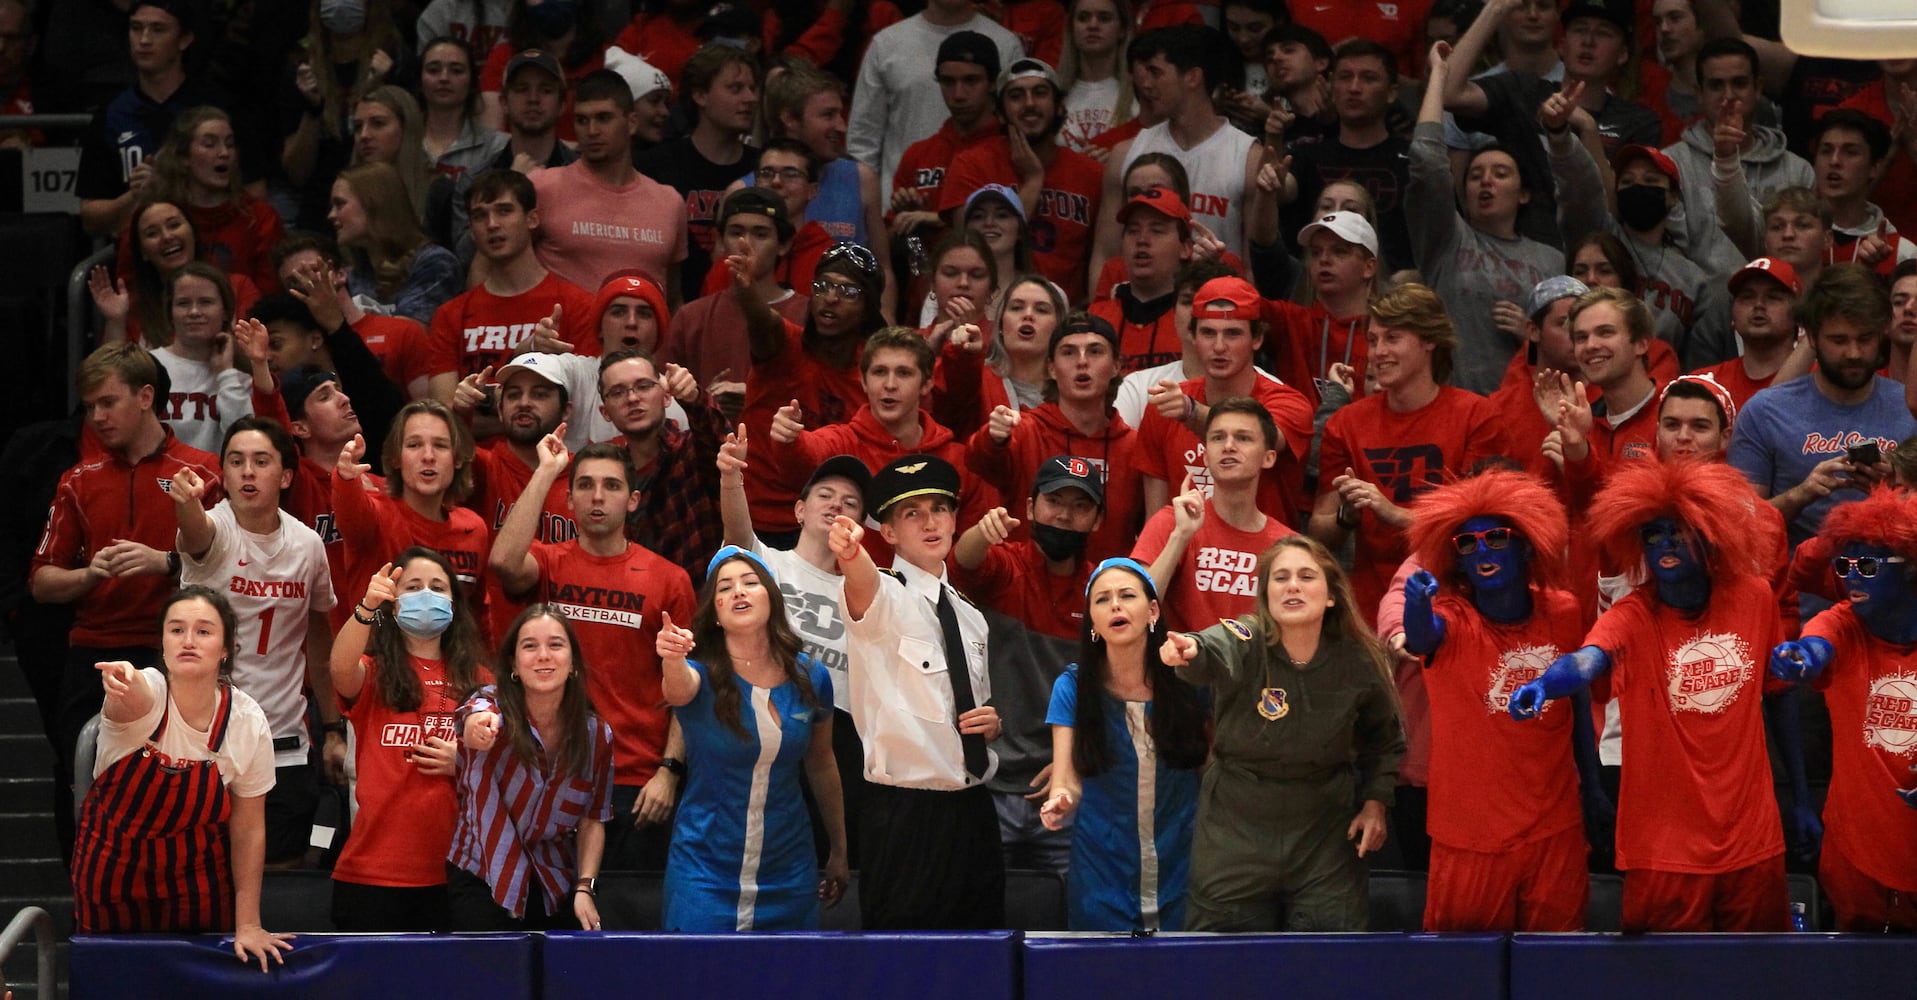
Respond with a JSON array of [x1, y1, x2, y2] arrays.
[[574, 877, 597, 896], [166, 551, 182, 577], [352, 603, 378, 625]]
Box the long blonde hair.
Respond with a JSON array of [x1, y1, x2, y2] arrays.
[[1057, 0, 1135, 128], [337, 161, 430, 300], [351, 85, 433, 221], [301, 0, 406, 140]]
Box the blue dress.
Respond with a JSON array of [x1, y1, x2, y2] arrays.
[[665, 657, 833, 931], [1047, 666, 1202, 931]]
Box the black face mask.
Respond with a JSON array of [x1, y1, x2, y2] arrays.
[[1030, 522, 1090, 562], [1615, 184, 1670, 233]]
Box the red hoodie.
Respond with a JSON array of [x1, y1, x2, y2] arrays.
[[964, 401, 1144, 564], [786, 404, 1002, 541]]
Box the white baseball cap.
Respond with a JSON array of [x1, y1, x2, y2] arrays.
[[604, 45, 671, 99], [1298, 210, 1380, 259], [497, 352, 567, 388]]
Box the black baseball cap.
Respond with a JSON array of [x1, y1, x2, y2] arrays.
[[720, 187, 794, 242], [1047, 311, 1119, 357], [936, 30, 1001, 81], [281, 365, 341, 421], [1033, 455, 1105, 508], [803, 455, 872, 506]]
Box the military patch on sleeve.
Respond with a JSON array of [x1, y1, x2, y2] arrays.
[[1220, 618, 1253, 641]]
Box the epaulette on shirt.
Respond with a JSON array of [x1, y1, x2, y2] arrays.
[[878, 568, 905, 582]]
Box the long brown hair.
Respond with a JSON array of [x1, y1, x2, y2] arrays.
[[336, 161, 430, 299], [1071, 562, 1207, 777], [129, 199, 203, 344], [367, 547, 488, 713], [381, 398, 476, 507], [350, 85, 434, 221], [1251, 535, 1397, 703], [150, 106, 245, 206], [492, 605, 596, 779], [691, 552, 818, 740]]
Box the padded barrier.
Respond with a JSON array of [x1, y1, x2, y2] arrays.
[[1508, 934, 1917, 999], [1023, 933, 1510, 1000], [69, 933, 534, 1000], [544, 930, 1022, 1000]]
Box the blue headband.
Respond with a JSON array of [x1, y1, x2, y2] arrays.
[[1087, 557, 1158, 600], [706, 545, 775, 584]]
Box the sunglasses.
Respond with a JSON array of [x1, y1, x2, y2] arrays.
[[819, 242, 879, 279], [1832, 555, 1908, 579], [1451, 527, 1514, 555], [1640, 524, 1690, 547], [812, 278, 865, 300]]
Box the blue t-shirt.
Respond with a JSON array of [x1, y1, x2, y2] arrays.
[[1729, 375, 1917, 546], [738, 157, 865, 246]]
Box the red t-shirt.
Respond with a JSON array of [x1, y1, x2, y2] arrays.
[[356, 313, 435, 393], [335, 654, 492, 887], [938, 136, 1104, 305], [609, 13, 702, 90], [1289, 0, 1431, 78], [32, 432, 221, 646], [1090, 292, 1182, 373], [1130, 500, 1295, 633], [1424, 590, 1586, 853], [1134, 375, 1315, 529], [664, 287, 810, 389], [529, 539, 695, 786], [741, 320, 866, 533], [894, 118, 1004, 218], [950, 539, 1089, 641], [1318, 388, 1506, 627], [467, 442, 574, 543], [332, 471, 493, 643], [426, 272, 600, 379], [1805, 603, 1917, 892], [1585, 575, 1785, 874], [1691, 357, 1777, 414], [1267, 300, 1369, 412]]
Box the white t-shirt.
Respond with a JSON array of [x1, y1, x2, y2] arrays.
[[94, 668, 276, 799], [181, 501, 337, 767], [752, 538, 852, 712], [1124, 120, 1256, 260], [151, 347, 253, 453], [1061, 76, 1121, 152], [552, 353, 690, 451]]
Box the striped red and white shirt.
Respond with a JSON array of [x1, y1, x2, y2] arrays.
[[449, 686, 614, 918]]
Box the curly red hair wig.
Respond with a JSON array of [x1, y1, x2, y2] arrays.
[[1407, 469, 1570, 593], [1589, 460, 1776, 580], [1820, 486, 1917, 557]]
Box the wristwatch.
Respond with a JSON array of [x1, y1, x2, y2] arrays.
[[659, 757, 687, 777]]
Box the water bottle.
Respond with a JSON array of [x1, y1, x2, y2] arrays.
[[1789, 900, 1808, 931], [904, 234, 928, 277]]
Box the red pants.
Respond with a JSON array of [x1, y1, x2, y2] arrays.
[[1622, 853, 1788, 932], [1820, 837, 1917, 932], [1424, 824, 1588, 932]]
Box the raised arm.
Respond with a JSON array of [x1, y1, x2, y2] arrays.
[[331, 563, 401, 702], [829, 514, 879, 621], [169, 466, 216, 561], [1144, 478, 1204, 598], [1400, 570, 1447, 656], [1440, 3, 1508, 119], [489, 428, 570, 597], [95, 660, 154, 724], [656, 611, 702, 707], [717, 423, 755, 547]]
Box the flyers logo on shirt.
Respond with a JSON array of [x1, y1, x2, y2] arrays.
[[1485, 644, 1558, 716], [546, 582, 649, 630], [1862, 673, 1917, 756], [1664, 631, 1754, 714], [1362, 444, 1446, 502]]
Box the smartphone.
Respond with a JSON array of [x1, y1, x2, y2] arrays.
[[1847, 441, 1882, 466]]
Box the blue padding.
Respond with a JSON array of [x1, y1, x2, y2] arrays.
[[1509, 934, 1917, 999], [70, 933, 536, 1000], [545, 931, 1022, 1000], [1023, 933, 1509, 999]]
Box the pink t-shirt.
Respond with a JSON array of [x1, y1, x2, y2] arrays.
[[529, 161, 688, 293]]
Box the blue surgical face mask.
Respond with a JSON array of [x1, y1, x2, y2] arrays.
[[395, 589, 455, 639]]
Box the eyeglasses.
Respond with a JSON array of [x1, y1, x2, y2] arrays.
[[812, 278, 865, 300], [1451, 527, 1514, 555], [1832, 555, 1908, 579], [601, 379, 660, 402], [755, 166, 810, 184], [819, 242, 879, 278]]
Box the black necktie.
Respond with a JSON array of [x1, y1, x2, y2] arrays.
[[936, 586, 988, 779]]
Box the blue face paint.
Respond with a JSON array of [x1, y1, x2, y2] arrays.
[[1453, 515, 1531, 622], [1838, 542, 1917, 643], [1642, 516, 1711, 611]]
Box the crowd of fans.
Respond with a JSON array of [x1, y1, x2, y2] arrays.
[[9, 0, 1917, 963]]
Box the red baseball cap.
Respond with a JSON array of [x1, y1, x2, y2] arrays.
[[1727, 256, 1801, 297], [1614, 144, 1681, 186], [1192, 276, 1263, 322], [1116, 185, 1192, 228]]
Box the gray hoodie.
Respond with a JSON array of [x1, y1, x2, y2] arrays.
[[1663, 119, 1814, 277]]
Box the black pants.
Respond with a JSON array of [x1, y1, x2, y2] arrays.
[[600, 783, 674, 871], [331, 879, 448, 932], [1391, 785, 1431, 872], [803, 707, 868, 867], [859, 783, 1004, 930], [56, 643, 159, 859], [264, 763, 319, 865], [444, 864, 576, 931]]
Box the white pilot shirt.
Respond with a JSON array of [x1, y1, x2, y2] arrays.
[[842, 557, 998, 791]]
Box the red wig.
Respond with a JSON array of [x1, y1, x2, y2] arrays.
[[1407, 469, 1570, 593], [1820, 486, 1917, 557], [1589, 459, 1777, 580]]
